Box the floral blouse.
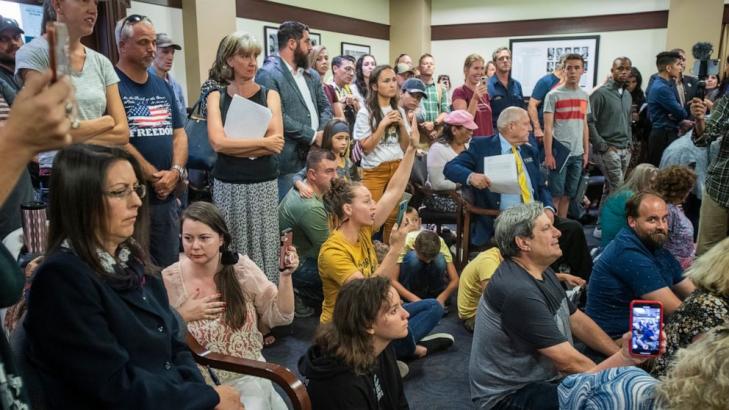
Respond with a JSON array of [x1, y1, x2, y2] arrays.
[[162, 254, 294, 383], [651, 289, 729, 377], [664, 203, 695, 269]]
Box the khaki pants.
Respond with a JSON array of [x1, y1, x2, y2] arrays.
[[697, 190, 729, 256], [361, 160, 401, 243]]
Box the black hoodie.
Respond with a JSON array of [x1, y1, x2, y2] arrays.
[[298, 344, 409, 410]]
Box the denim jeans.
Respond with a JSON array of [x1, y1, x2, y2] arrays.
[[149, 199, 181, 268], [492, 380, 561, 410], [292, 257, 323, 308], [399, 251, 447, 299], [393, 299, 444, 359]]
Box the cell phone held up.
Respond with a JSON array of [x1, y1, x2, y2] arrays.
[[46, 22, 79, 123], [629, 300, 663, 358], [279, 228, 293, 270]]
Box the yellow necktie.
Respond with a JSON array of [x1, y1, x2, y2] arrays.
[[512, 145, 532, 203]]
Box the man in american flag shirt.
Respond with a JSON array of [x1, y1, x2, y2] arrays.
[[114, 15, 188, 267]]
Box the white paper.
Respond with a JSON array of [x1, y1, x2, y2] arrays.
[[484, 154, 520, 194], [223, 94, 272, 139]]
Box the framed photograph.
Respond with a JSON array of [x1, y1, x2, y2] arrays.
[[310, 32, 322, 48], [510, 35, 600, 96], [341, 42, 371, 60], [264, 26, 278, 58]]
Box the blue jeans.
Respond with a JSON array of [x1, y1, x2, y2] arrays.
[[149, 199, 180, 267], [277, 173, 295, 201], [399, 251, 447, 299], [493, 380, 560, 410], [393, 299, 444, 359], [292, 257, 323, 308]]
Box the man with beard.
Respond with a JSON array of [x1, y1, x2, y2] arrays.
[[256, 20, 332, 200], [585, 192, 695, 339], [114, 16, 188, 267], [0, 16, 23, 98]]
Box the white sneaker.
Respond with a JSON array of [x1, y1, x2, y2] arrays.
[[592, 227, 602, 239]]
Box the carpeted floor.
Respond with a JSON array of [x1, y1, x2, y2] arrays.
[[263, 305, 476, 409]]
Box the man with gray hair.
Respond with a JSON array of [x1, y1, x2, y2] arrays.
[[469, 203, 620, 409], [444, 107, 592, 279], [115, 15, 188, 267]]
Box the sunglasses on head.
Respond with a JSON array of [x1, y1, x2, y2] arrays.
[[120, 14, 146, 33]]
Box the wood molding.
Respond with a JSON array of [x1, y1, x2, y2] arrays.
[[724, 4, 729, 24], [432, 11, 669, 41], [134, 0, 182, 8], [236, 0, 389, 40]]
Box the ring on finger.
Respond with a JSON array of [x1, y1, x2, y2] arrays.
[[71, 118, 80, 129], [65, 101, 74, 114]]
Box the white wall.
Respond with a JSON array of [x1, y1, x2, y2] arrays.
[[432, 29, 667, 97], [236, 18, 389, 83], [269, 0, 389, 24], [128, 1, 188, 103], [431, 0, 669, 25]]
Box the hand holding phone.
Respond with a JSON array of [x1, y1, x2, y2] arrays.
[[279, 229, 293, 270], [629, 300, 663, 358], [47, 22, 79, 127]]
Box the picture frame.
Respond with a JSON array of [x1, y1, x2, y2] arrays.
[[309, 32, 322, 48], [264, 26, 278, 58], [341, 42, 371, 60], [510, 35, 600, 96]]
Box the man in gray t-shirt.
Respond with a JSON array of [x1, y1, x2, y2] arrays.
[[543, 53, 591, 218], [469, 203, 619, 409]]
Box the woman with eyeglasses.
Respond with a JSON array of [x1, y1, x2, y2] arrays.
[[22, 144, 242, 409], [15, 0, 129, 195]]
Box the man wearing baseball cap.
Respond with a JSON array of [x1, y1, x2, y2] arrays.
[[395, 62, 416, 88], [0, 16, 24, 95], [149, 32, 186, 118]]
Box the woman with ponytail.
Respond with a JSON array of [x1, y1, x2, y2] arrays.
[[163, 201, 298, 410]]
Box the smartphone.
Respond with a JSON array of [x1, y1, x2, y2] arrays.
[[480, 76, 488, 86], [629, 300, 663, 357], [279, 228, 293, 270], [46, 22, 71, 83], [395, 198, 410, 226]]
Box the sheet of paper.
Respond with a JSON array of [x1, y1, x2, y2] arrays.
[[484, 154, 520, 194], [223, 94, 272, 139]]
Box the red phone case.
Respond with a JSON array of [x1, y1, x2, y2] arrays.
[[279, 230, 293, 270], [628, 299, 663, 358]]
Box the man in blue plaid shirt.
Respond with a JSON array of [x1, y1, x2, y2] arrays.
[[691, 97, 729, 255], [417, 54, 450, 141]]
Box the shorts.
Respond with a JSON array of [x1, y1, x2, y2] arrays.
[[548, 155, 582, 198]]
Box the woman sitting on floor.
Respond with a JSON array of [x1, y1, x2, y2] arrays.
[[299, 276, 410, 410], [163, 201, 298, 410]]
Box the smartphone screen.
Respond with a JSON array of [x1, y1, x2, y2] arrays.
[[629, 300, 663, 357], [279, 229, 293, 270], [395, 199, 409, 226]]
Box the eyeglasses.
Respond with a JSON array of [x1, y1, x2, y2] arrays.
[[104, 184, 147, 200], [119, 14, 146, 35]]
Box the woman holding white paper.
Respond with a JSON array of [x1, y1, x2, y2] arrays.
[[206, 31, 285, 283]]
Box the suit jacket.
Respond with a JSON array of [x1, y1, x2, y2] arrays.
[[23, 249, 218, 410], [444, 134, 553, 246], [255, 56, 333, 174]]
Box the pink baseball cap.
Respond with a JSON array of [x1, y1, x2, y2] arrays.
[[444, 110, 478, 130]]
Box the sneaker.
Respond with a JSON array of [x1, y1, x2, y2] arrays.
[[592, 226, 602, 239], [294, 293, 315, 318], [417, 333, 454, 354], [397, 360, 409, 378]]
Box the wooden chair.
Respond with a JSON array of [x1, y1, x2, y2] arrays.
[[451, 190, 499, 269], [185, 332, 311, 410]]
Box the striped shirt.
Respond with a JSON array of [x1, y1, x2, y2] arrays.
[[693, 95, 729, 207], [544, 85, 591, 156], [0, 93, 10, 122]]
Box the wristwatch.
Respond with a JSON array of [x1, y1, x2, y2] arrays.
[[172, 164, 188, 180]]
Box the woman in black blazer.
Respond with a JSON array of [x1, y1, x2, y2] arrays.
[[23, 145, 241, 410]]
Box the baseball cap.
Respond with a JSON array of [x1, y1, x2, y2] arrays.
[[401, 78, 428, 98], [444, 110, 478, 130], [395, 63, 415, 75], [156, 32, 181, 50], [0, 17, 24, 35]]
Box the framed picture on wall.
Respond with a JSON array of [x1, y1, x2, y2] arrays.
[[341, 42, 370, 60], [264, 26, 278, 58], [510, 35, 600, 96], [310, 32, 322, 48]]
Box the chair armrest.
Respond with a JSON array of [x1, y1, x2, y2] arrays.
[[451, 190, 499, 217], [185, 332, 311, 410]]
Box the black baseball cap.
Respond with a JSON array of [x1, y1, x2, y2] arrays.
[[401, 78, 428, 98], [0, 17, 24, 35]]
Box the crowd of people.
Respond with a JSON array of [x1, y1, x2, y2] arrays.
[[1, 2, 729, 409]]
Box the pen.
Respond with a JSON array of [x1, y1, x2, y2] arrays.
[[206, 365, 221, 385]]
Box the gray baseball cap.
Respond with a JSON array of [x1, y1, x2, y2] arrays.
[[156, 32, 181, 50]]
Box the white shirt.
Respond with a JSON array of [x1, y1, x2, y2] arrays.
[[283, 59, 319, 143], [353, 105, 411, 169]]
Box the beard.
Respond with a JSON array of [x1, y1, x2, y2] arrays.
[[294, 44, 309, 69], [0, 51, 14, 66], [638, 229, 668, 249]]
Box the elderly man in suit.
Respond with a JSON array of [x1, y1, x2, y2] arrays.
[[256, 20, 333, 200], [444, 107, 592, 279]]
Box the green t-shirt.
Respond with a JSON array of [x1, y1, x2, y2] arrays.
[[277, 187, 330, 260]]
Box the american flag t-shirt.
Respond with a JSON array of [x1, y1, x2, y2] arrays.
[[122, 95, 175, 138]]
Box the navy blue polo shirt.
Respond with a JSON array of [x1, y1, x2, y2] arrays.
[[585, 227, 684, 338], [488, 75, 525, 129]]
